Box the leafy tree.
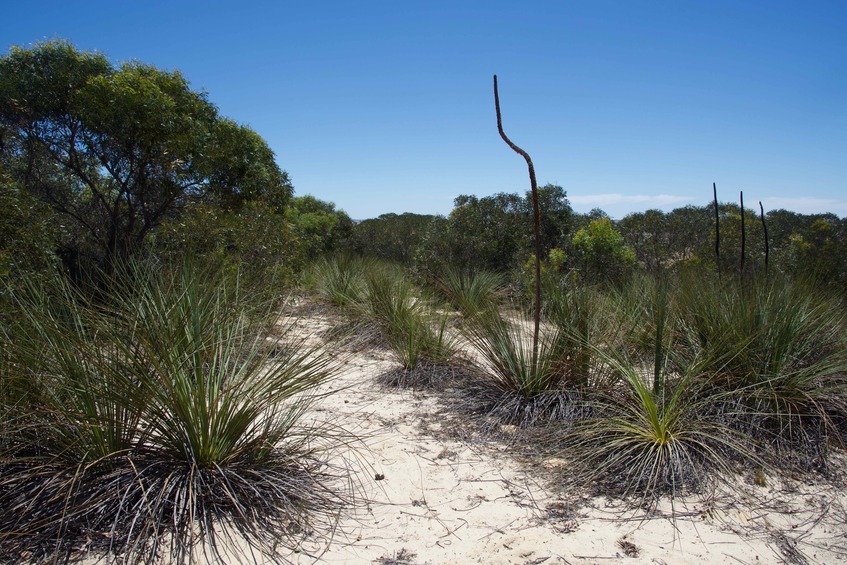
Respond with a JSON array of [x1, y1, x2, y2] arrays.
[[0, 40, 291, 276], [446, 192, 526, 272], [0, 166, 56, 279], [151, 200, 295, 289], [286, 195, 353, 263], [525, 184, 573, 256], [349, 212, 435, 265], [416, 184, 572, 275], [571, 217, 636, 283], [665, 204, 713, 265], [785, 217, 846, 286], [619, 205, 716, 272], [618, 209, 668, 272], [0, 165, 59, 320], [411, 215, 451, 278]]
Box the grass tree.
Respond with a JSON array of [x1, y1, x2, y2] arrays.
[[358, 263, 457, 377], [0, 261, 352, 564], [675, 273, 847, 470]]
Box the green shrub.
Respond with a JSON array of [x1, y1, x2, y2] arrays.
[[301, 254, 368, 308], [436, 267, 504, 322]]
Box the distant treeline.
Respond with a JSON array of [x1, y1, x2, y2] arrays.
[[338, 188, 846, 289]]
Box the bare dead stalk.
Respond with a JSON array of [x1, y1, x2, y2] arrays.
[[740, 191, 746, 278], [713, 182, 721, 279], [493, 74, 542, 368], [759, 201, 769, 274]]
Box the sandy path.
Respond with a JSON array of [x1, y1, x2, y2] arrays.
[[288, 333, 847, 565]]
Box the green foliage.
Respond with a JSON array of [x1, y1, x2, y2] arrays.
[[460, 309, 580, 426], [675, 273, 847, 468], [618, 206, 714, 272], [465, 314, 567, 399], [618, 202, 847, 283], [415, 185, 572, 275], [287, 195, 353, 264], [568, 346, 747, 502], [358, 263, 455, 370], [0, 167, 58, 316], [437, 267, 504, 321], [571, 217, 636, 283], [784, 217, 846, 286], [152, 200, 295, 289], [548, 247, 567, 272], [446, 192, 526, 272], [301, 254, 368, 307], [350, 212, 436, 265], [603, 272, 677, 362], [411, 215, 452, 277], [542, 273, 605, 387], [0, 40, 292, 276]]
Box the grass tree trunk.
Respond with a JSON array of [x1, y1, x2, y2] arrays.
[[493, 75, 542, 368]]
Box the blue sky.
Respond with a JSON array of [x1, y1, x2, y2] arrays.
[[2, 1, 845, 219]]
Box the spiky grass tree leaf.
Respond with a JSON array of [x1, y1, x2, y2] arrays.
[[301, 254, 367, 308], [357, 262, 457, 372], [436, 267, 504, 322]]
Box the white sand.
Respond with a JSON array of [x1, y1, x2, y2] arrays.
[[290, 337, 847, 565], [68, 309, 847, 564]]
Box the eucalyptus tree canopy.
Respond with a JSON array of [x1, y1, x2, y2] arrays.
[[0, 40, 291, 273]]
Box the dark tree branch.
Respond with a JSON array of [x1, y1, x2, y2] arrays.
[[494, 74, 542, 368]]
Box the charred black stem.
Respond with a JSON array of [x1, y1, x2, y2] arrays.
[[740, 191, 746, 278], [759, 201, 769, 275], [713, 183, 721, 279]]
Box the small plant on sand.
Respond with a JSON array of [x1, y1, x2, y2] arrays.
[[565, 339, 751, 504], [436, 267, 504, 322], [1, 262, 352, 564], [604, 272, 675, 360], [461, 310, 583, 427], [357, 263, 457, 385], [542, 273, 606, 387], [559, 271, 753, 505]]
